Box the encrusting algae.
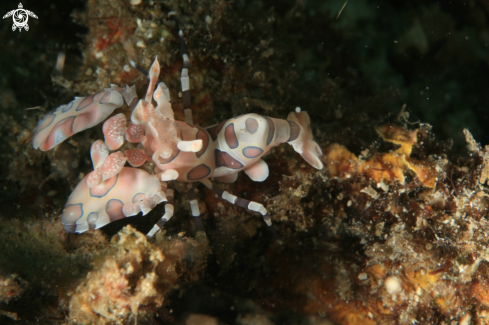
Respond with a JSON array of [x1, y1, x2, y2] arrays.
[[326, 123, 437, 188]]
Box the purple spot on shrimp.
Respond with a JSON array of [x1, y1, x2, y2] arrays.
[[206, 120, 227, 141], [34, 111, 55, 134], [242, 146, 264, 159], [195, 127, 209, 158], [76, 94, 95, 111], [288, 121, 300, 142], [61, 100, 75, 113], [215, 150, 243, 169], [87, 212, 99, 230], [89, 173, 119, 198], [61, 203, 84, 230], [42, 116, 76, 151], [187, 164, 212, 181], [106, 199, 125, 222], [132, 193, 146, 203], [245, 118, 259, 134], [224, 123, 239, 149], [264, 117, 275, 146], [99, 91, 112, 104]]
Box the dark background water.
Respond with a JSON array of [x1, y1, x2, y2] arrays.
[[1, 0, 488, 150]]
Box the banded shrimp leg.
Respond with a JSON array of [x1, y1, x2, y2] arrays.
[[200, 179, 283, 244], [179, 29, 206, 231]]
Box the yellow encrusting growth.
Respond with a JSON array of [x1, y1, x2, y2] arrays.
[[325, 124, 437, 188]]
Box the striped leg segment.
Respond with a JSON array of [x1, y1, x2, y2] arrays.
[[179, 30, 193, 125], [200, 179, 282, 244], [187, 184, 205, 231], [129, 60, 149, 77], [147, 182, 175, 237]]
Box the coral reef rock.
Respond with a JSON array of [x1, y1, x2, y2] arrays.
[[0, 274, 27, 303], [69, 226, 209, 324]]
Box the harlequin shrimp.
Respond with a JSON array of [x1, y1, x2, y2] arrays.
[[32, 30, 323, 241]]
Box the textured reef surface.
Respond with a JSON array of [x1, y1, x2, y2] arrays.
[[1, 0, 489, 324]]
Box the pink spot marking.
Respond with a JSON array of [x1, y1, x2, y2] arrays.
[[61, 100, 75, 113], [101, 152, 127, 181], [132, 193, 146, 203], [125, 149, 148, 167], [215, 150, 243, 169], [207, 120, 227, 141], [264, 117, 275, 145], [87, 212, 99, 230], [89, 173, 119, 198], [187, 164, 212, 181], [288, 121, 300, 142], [195, 127, 209, 158], [99, 91, 112, 104], [62, 203, 84, 225], [34, 112, 55, 134], [245, 118, 259, 134], [76, 94, 95, 111], [242, 146, 264, 159], [71, 110, 98, 134], [106, 199, 125, 222], [224, 123, 239, 149], [103, 113, 127, 150], [126, 123, 145, 143], [41, 116, 75, 151]]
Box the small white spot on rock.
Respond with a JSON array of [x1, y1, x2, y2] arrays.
[[385, 276, 402, 294], [361, 186, 379, 200], [358, 272, 368, 281]]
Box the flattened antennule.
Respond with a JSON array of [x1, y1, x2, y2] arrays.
[[286, 108, 324, 170], [32, 89, 124, 151]]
